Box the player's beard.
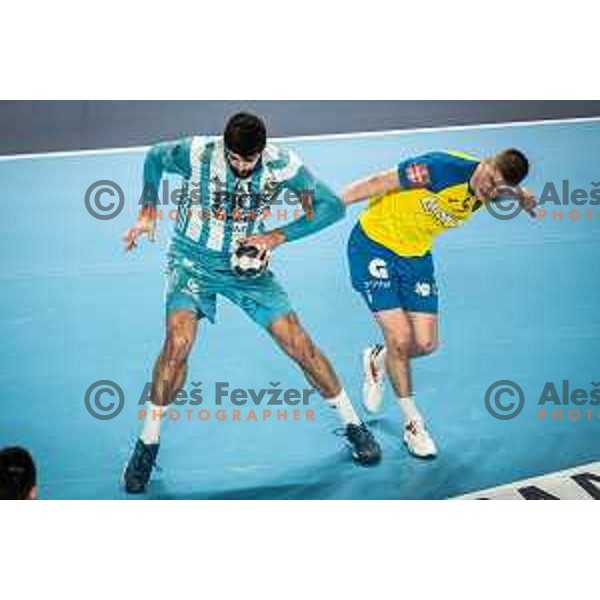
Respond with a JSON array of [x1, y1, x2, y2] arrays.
[[227, 157, 261, 179], [232, 167, 252, 178]]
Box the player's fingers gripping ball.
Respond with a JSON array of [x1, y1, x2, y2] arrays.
[[231, 240, 271, 278]]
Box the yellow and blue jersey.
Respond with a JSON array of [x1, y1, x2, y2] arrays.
[[358, 151, 481, 257]]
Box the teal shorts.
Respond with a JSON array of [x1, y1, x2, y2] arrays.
[[164, 241, 293, 329]]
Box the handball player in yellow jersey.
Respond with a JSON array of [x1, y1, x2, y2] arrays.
[[341, 150, 536, 457]]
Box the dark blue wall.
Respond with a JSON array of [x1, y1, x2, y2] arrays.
[[1, 100, 599, 156]]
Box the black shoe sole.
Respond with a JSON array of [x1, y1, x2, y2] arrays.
[[352, 451, 382, 466]]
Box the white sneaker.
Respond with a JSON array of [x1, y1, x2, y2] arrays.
[[362, 345, 386, 413], [403, 419, 437, 458]]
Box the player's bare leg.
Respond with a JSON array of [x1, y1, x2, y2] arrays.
[[269, 312, 341, 396], [124, 310, 200, 493], [407, 311, 439, 358], [269, 312, 381, 465], [367, 309, 437, 458], [364, 311, 438, 410], [150, 310, 200, 408]]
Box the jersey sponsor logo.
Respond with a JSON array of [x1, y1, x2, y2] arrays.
[[415, 281, 435, 297], [210, 177, 273, 217], [455, 462, 600, 500], [420, 196, 462, 229], [183, 277, 201, 298], [368, 258, 389, 280], [406, 163, 431, 187]]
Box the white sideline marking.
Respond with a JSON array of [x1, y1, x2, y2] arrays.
[[455, 461, 600, 500], [1, 116, 600, 162]]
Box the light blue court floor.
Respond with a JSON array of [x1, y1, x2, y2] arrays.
[[1, 119, 599, 499]]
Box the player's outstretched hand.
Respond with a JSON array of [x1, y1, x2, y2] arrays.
[[241, 230, 286, 252], [521, 188, 537, 219], [123, 207, 157, 252]]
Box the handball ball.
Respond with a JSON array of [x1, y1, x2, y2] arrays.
[[231, 242, 270, 278]]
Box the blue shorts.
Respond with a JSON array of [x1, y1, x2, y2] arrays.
[[165, 240, 293, 329], [347, 223, 438, 314]]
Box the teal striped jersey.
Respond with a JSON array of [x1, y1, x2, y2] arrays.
[[142, 136, 344, 256]]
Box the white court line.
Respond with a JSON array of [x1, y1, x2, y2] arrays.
[[0, 115, 599, 163]]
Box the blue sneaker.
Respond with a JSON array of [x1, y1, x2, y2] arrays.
[[123, 439, 159, 494], [340, 423, 382, 466]]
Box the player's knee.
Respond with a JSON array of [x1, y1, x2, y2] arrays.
[[414, 338, 438, 357], [386, 338, 412, 361], [273, 318, 313, 363]]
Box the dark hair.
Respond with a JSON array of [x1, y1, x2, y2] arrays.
[[0, 446, 37, 500], [224, 112, 267, 157], [496, 149, 529, 186]]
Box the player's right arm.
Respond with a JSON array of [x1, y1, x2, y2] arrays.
[[340, 168, 400, 205], [341, 153, 443, 206], [124, 138, 193, 252]]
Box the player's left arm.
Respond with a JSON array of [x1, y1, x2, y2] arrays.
[[244, 165, 346, 251]]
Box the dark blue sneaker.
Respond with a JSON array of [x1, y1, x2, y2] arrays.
[[339, 423, 382, 466], [123, 439, 159, 494]]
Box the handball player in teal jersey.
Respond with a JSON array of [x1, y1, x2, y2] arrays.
[[122, 113, 381, 493]]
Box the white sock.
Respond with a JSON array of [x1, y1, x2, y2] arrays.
[[326, 389, 361, 426], [140, 403, 169, 444], [395, 395, 423, 425]]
